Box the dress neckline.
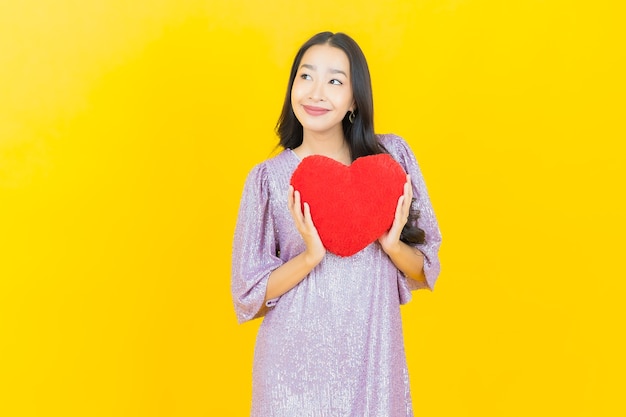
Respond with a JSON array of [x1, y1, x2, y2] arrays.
[[287, 148, 354, 166], [287, 148, 301, 162]]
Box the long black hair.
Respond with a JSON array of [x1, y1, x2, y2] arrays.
[[276, 31, 425, 245]]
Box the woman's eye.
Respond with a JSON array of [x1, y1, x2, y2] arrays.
[[300, 74, 312, 80], [330, 79, 343, 85]]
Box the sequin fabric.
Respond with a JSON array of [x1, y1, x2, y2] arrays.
[[231, 134, 442, 417]]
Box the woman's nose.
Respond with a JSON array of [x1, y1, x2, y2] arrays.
[[308, 81, 325, 101]]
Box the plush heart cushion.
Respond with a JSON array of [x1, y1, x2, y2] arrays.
[[290, 153, 407, 257]]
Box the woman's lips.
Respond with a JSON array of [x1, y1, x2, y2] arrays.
[[302, 105, 330, 116]]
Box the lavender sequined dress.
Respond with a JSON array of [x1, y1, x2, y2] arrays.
[[232, 134, 441, 417]]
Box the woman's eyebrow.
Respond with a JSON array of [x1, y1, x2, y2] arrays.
[[329, 68, 347, 77], [299, 64, 347, 77]]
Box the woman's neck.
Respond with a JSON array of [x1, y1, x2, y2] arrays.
[[295, 131, 351, 165]]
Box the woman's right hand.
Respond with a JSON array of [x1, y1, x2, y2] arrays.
[[288, 185, 326, 266]]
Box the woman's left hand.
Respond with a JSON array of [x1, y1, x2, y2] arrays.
[[378, 174, 412, 254]]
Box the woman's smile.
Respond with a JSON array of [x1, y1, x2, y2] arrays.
[[302, 105, 330, 116]]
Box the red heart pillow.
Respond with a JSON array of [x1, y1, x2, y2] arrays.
[[290, 153, 406, 257]]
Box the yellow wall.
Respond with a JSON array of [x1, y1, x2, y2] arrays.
[[1, 1, 624, 415]]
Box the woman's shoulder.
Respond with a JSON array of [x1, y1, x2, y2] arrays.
[[254, 148, 296, 171], [245, 148, 298, 182], [376, 133, 413, 156], [375, 133, 424, 176]]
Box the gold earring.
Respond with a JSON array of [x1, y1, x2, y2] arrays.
[[349, 110, 355, 124]]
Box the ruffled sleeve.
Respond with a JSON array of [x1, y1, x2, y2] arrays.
[[231, 163, 283, 324], [381, 134, 442, 299]]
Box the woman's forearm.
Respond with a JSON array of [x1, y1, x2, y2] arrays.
[[383, 241, 427, 286], [264, 250, 322, 302]]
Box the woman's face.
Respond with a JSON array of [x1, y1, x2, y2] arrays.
[[291, 44, 355, 139]]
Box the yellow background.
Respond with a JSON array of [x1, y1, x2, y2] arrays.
[[1, 0, 624, 416]]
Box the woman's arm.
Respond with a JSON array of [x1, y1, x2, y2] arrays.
[[381, 240, 427, 285], [378, 175, 428, 286], [264, 186, 326, 302]]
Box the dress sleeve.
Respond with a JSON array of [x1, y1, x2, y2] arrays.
[[385, 135, 442, 299], [231, 163, 283, 324]]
